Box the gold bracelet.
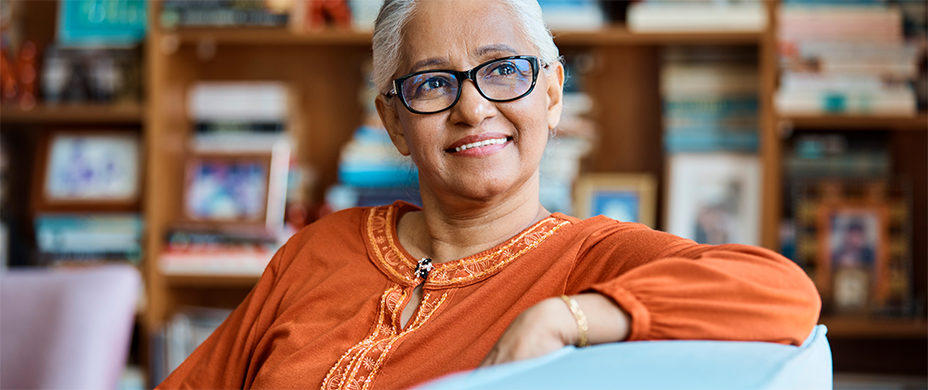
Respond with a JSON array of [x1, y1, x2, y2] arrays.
[[559, 295, 590, 348]]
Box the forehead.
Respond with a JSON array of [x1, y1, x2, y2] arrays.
[[400, 0, 534, 72]]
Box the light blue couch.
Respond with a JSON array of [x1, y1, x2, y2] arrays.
[[422, 325, 831, 389]]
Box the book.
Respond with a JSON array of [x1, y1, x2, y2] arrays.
[[627, 1, 766, 33], [538, 0, 605, 31], [160, 0, 289, 29], [187, 82, 293, 153], [159, 228, 280, 276], [57, 0, 147, 47], [34, 214, 144, 264], [660, 49, 760, 153]]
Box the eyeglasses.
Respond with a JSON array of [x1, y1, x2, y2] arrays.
[[386, 55, 541, 115]]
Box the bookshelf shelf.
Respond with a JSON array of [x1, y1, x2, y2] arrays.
[[0, 103, 145, 125], [820, 317, 928, 339], [554, 26, 762, 46], [781, 114, 928, 132], [165, 25, 762, 47], [169, 27, 372, 45], [165, 274, 261, 288]]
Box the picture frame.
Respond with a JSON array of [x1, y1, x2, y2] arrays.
[[573, 173, 656, 227], [665, 152, 761, 246], [31, 131, 142, 212], [182, 145, 289, 233], [794, 179, 912, 316]]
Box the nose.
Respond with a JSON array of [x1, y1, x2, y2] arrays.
[[447, 79, 497, 127]]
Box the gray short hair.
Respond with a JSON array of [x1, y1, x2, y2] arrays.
[[372, 0, 560, 95]]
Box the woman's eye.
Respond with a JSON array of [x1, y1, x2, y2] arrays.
[[418, 76, 450, 92], [489, 63, 517, 77]]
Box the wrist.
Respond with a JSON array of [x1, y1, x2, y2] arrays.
[[559, 295, 590, 347]]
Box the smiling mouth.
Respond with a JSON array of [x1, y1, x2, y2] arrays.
[[446, 137, 513, 153]]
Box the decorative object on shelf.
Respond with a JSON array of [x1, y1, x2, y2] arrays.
[[666, 152, 761, 246], [41, 46, 142, 104], [160, 0, 289, 29], [776, 2, 920, 115], [1, 40, 38, 110], [573, 173, 656, 228], [794, 179, 913, 317], [57, 0, 147, 47], [290, 0, 352, 33], [627, 0, 766, 33], [33, 213, 143, 265], [183, 147, 290, 235], [33, 131, 141, 211]]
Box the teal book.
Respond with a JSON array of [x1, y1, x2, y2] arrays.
[[58, 0, 147, 47]]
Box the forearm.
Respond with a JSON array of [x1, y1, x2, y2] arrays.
[[566, 293, 630, 346]]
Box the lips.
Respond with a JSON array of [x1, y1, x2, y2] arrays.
[[445, 133, 513, 154]]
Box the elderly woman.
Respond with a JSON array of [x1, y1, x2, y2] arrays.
[[158, 0, 820, 388]]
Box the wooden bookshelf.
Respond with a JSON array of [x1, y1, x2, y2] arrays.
[[554, 26, 762, 46], [0, 103, 145, 125]]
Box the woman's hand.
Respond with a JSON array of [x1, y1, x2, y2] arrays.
[[479, 293, 631, 368]]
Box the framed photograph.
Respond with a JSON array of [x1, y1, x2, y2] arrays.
[[665, 153, 761, 246], [32, 131, 141, 212], [795, 179, 911, 316], [183, 146, 289, 233], [574, 174, 656, 227]]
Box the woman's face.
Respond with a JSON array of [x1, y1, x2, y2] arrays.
[[377, 0, 564, 204]]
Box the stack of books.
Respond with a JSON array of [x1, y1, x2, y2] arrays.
[[159, 229, 279, 276], [160, 0, 289, 29], [627, 0, 766, 33], [538, 0, 606, 31], [34, 214, 143, 265], [327, 126, 421, 211], [660, 47, 759, 153], [776, 2, 918, 115], [187, 82, 292, 153], [150, 306, 232, 386]]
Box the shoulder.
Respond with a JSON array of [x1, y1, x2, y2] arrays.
[[558, 214, 700, 253]]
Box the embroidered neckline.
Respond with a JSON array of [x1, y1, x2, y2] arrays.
[[365, 202, 571, 288]]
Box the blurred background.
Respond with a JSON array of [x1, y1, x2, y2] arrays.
[[0, 0, 925, 389]]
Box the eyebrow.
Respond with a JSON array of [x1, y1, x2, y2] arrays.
[[406, 44, 521, 73]]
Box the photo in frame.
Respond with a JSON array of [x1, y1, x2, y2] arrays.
[[665, 153, 761, 246], [32, 131, 141, 212], [573, 173, 656, 227], [794, 179, 912, 316], [183, 144, 289, 232]]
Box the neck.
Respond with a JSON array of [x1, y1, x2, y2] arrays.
[[399, 173, 549, 264]]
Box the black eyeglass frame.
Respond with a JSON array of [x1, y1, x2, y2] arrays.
[[385, 55, 543, 115]]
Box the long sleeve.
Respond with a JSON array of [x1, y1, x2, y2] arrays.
[[565, 217, 821, 346], [156, 241, 289, 390]]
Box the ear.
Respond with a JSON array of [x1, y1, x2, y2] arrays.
[[544, 61, 565, 131], [375, 94, 411, 156]]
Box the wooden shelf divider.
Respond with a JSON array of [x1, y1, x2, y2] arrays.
[[781, 114, 928, 132], [164, 25, 762, 47], [820, 316, 928, 339], [165, 274, 261, 288]]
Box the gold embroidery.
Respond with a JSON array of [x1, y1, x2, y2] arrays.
[[321, 285, 450, 390], [366, 204, 572, 287]]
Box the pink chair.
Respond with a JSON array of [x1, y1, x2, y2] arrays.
[[1, 264, 141, 389]]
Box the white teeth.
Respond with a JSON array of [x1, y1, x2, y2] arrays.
[[453, 137, 508, 152]]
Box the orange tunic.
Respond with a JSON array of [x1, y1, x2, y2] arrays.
[[158, 201, 820, 390]]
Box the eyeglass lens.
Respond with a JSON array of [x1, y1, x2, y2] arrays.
[[399, 57, 535, 114]]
